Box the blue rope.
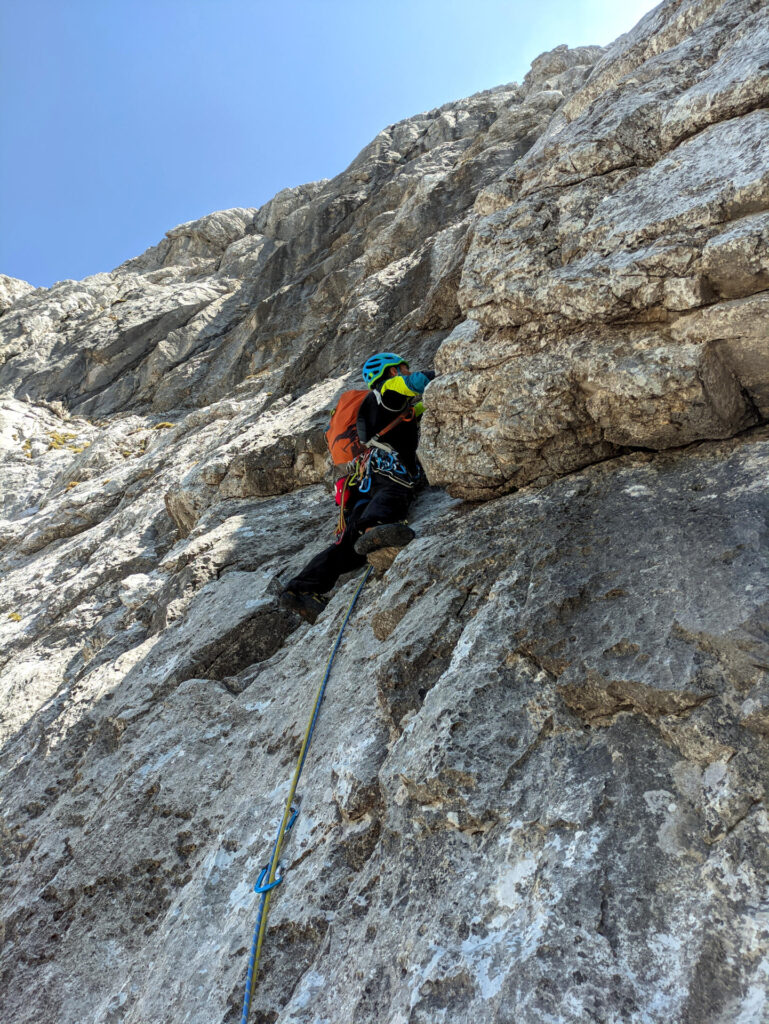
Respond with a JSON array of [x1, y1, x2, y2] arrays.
[[240, 565, 373, 1024], [295, 573, 369, 780]]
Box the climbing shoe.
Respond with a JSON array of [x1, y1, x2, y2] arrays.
[[279, 588, 329, 624], [354, 522, 415, 557]]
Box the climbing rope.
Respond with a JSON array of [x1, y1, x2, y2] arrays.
[[240, 564, 373, 1024]]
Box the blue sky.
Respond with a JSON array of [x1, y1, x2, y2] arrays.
[[1, 0, 659, 288]]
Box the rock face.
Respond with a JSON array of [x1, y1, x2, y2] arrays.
[[420, 0, 769, 498], [0, 3, 767, 1023], [0, 276, 34, 316]]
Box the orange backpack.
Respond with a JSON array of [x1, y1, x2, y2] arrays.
[[325, 390, 369, 466], [325, 390, 415, 467]]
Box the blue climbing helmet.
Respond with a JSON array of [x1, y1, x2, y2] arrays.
[[362, 352, 407, 389]]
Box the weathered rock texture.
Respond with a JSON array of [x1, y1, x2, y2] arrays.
[[1, 2, 767, 1023], [421, 0, 769, 498]]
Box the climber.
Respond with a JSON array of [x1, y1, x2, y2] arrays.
[[280, 353, 435, 623]]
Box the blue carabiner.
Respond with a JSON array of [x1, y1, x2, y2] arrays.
[[253, 804, 300, 894], [254, 863, 283, 894]]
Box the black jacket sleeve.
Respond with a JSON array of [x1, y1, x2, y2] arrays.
[[356, 392, 378, 445]]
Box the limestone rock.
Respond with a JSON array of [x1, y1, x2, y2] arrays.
[[119, 207, 262, 274], [0, 274, 34, 315], [422, 0, 769, 498], [2, 432, 767, 1024]]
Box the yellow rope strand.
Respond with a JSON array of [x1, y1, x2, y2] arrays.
[[242, 566, 372, 1020]]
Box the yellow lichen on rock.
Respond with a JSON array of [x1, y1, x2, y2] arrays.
[[47, 431, 79, 451]]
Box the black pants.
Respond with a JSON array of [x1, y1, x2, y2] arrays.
[[286, 475, 413, 594]]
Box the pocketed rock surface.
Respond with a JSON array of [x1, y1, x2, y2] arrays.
[[1, 2, 767, 1022]]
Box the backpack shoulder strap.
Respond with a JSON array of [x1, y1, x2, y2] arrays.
[[372, 406, 415, 443]]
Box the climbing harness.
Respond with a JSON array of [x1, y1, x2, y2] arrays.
[[334, 439, 421, 539], [240, 565, 373, 1024], [367, 446, 422, 489]]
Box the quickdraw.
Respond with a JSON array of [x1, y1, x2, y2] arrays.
[[334, 451, 373, 537], [240, 566, 373, 1023]]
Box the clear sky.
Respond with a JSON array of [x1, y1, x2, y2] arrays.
[[1, 0, 659, 288]]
